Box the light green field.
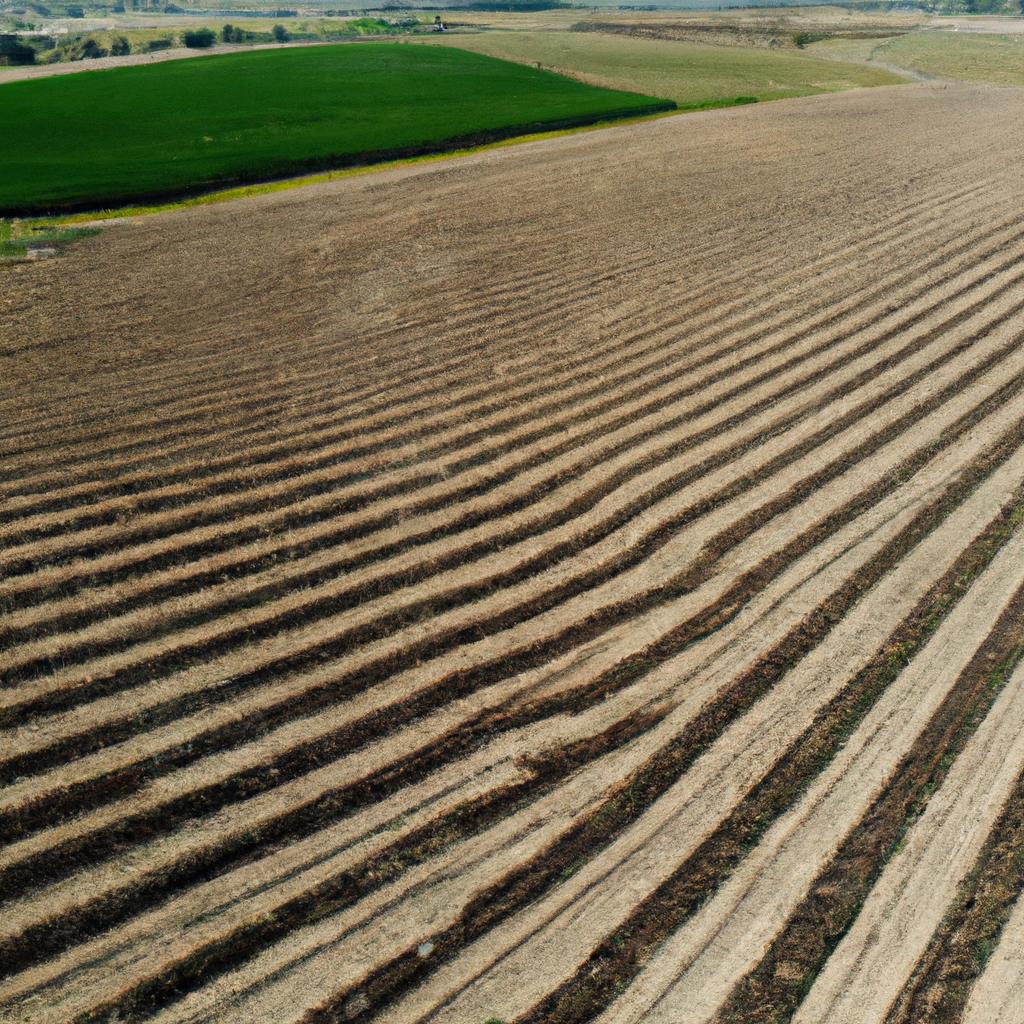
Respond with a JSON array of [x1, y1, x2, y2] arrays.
[[417, 29, 905, 108], [809, 29, 1024, 85]]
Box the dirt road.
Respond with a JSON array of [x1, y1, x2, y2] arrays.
[[3, 82, 1024, 1024]]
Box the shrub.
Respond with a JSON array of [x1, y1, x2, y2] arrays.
[[271, 23, 289, 42], [182, 27, 216, 48], [0, 34, 36, 65], [145, 37, 172, 50], [109, 34, 130, 55], [66, 5, 84, 16], [77, 37, 106, 58], [221, 23, 244, 43], [791, 32, 828, 48]]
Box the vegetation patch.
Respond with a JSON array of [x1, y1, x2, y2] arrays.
[[0, 42, 672, 214], [0, 218, 98, 262], [573, 20, 907, 51], [420, 28, 905, 108], [339, 17, 422, 36], [810, 29, 1024, 85]]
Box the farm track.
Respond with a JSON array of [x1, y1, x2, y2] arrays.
[[3, 82, 1024, 1024]]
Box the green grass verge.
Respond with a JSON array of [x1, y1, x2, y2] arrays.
[[0, 42, 672, 215], [0, 220, 99, 261], [416, 29, 905, 107]]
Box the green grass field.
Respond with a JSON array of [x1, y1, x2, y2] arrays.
[[810, 29, 1024, 85], [0, 43, 671, 214], [419, 29, 905, 107]]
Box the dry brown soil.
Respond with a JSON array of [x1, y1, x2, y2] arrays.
[[3, 82, 1024, 1024]]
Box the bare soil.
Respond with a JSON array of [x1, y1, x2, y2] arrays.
[[3, 82, 1024, 1024]]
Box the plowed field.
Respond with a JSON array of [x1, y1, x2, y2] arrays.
[[3, 81, 1024, 1024]]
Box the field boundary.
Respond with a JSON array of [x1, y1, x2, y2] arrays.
[[1, 103, 743, 234], [1, 101, 676, 221]]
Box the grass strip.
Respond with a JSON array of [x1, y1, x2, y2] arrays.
[[0, 221, 97, 261]]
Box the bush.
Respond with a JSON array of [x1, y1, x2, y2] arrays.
[[77, 37, 106, 58], [182, 28, 216, 48], [221, 23, 244, 43], [271, 23, 289, 42], [66, 5, 84, 16], [791, 31, 828, 48], [109, 34, 130, 55], [145, 36, 172, 51], [0, 34, 37, 65], [342, 17, 421, 36]]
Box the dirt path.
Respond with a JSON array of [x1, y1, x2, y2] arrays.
[[928, 15, 1024, 33], [2, 82, 1024, 1024]]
